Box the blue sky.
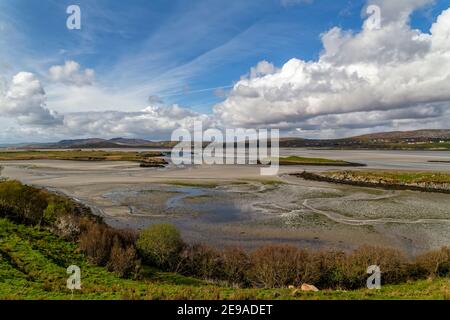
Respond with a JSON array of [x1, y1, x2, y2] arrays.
[[1, 0, 450, 142], [1, 0, 440, 111]]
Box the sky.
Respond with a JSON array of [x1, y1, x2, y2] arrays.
[[0, 0, 450, 143]]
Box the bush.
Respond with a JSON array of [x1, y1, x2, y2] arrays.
[[136, 224, 184, 269], [52, 214, 82, 240], [0, 180, 49, 225], [221, 246, 251, 286], [79, 220, 137, 267], [304, 246, 409, 290], [107, 240, 141, 278], [178, 244, 223, 279], [249, 245, 309, 288], [308, 250, 346, 289], [414, 247, 450, 278], [42, 197, 75, 225], [79, 223, 114, 265], [341, 246, 408, 289], [0, 180, 79, 227], [0, 204, 16, 222]]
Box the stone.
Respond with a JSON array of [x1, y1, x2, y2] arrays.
[[301, 284, 319, 292]]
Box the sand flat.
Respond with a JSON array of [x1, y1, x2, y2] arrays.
[[1, 149, 450, 254]]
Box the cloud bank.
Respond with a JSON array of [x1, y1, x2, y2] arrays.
[[0, 70, 209, 140], [214, 2, 450, 135]]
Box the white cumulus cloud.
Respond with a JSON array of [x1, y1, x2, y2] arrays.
[[214, 3, 450, 134], [48, 60, 95, 86], [0, 72, 63, 125]]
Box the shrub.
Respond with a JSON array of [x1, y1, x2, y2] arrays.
[[0, 204, 17, 222], [79, 220, 137, 267], [178, 244, 223, 279], [107, 241, 141, 278], [0, 180, 49, 225], [249, 245, 309, 288], [306, 250, 346, 289], [306, 246, 409, 290], [414, 247, 450, 278], [52, 214, 82, 240], [339, 246, 408, 289], [42, 196, 75, 223], [136, 224, 184, 269], [79, 223, 114, 265], [221, 246, 251, 286], [0, 180, 79, 226]]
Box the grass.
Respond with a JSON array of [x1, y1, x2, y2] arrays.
[[333, 141, 450, 151], [277, 156, 362, 166], [1, 217, 450, 300], [302, 278, 450, 300], [388, 142, 450, 150], [0, 218, 225, 300], [0, 150, 164, 162], [323, 171, 450, 184], [0, 150, 167, 167]]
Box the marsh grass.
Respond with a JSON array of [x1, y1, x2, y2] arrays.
[[0, 150, 163, 162], [324, 171, 450, 184]]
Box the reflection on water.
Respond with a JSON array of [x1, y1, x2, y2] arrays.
[[104, 185, 248, 224], [101, 178, 450, 253]]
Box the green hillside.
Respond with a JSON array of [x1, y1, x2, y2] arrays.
[[1, 218, 450, 300]]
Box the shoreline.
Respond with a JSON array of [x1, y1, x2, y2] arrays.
[[293, 171, 450, 194]]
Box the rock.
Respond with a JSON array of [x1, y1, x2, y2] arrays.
[[139, 158, 168, 168], [301, 284, 319, 292]]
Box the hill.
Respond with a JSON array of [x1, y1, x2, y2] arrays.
[[4, 129, 450, 150], [19, 138, 177, 150], [277, 129, 450, 149], [2, 218, 450, 300], [352, 129, 450, 141]]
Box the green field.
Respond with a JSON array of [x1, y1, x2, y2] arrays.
[[322, 171, 450, 184], [1, 218, 450, 300], [0, 150, 167, 167], [388, 142, 450, 150]]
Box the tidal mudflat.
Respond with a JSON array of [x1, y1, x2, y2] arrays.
[[1, 149, 450, 255]]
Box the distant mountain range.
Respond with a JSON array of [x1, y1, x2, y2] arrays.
[[20, 138, 179, 149], [4, 129, 450, 150], [279, 129, 450, 148], [351, 129, 450, 141]]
